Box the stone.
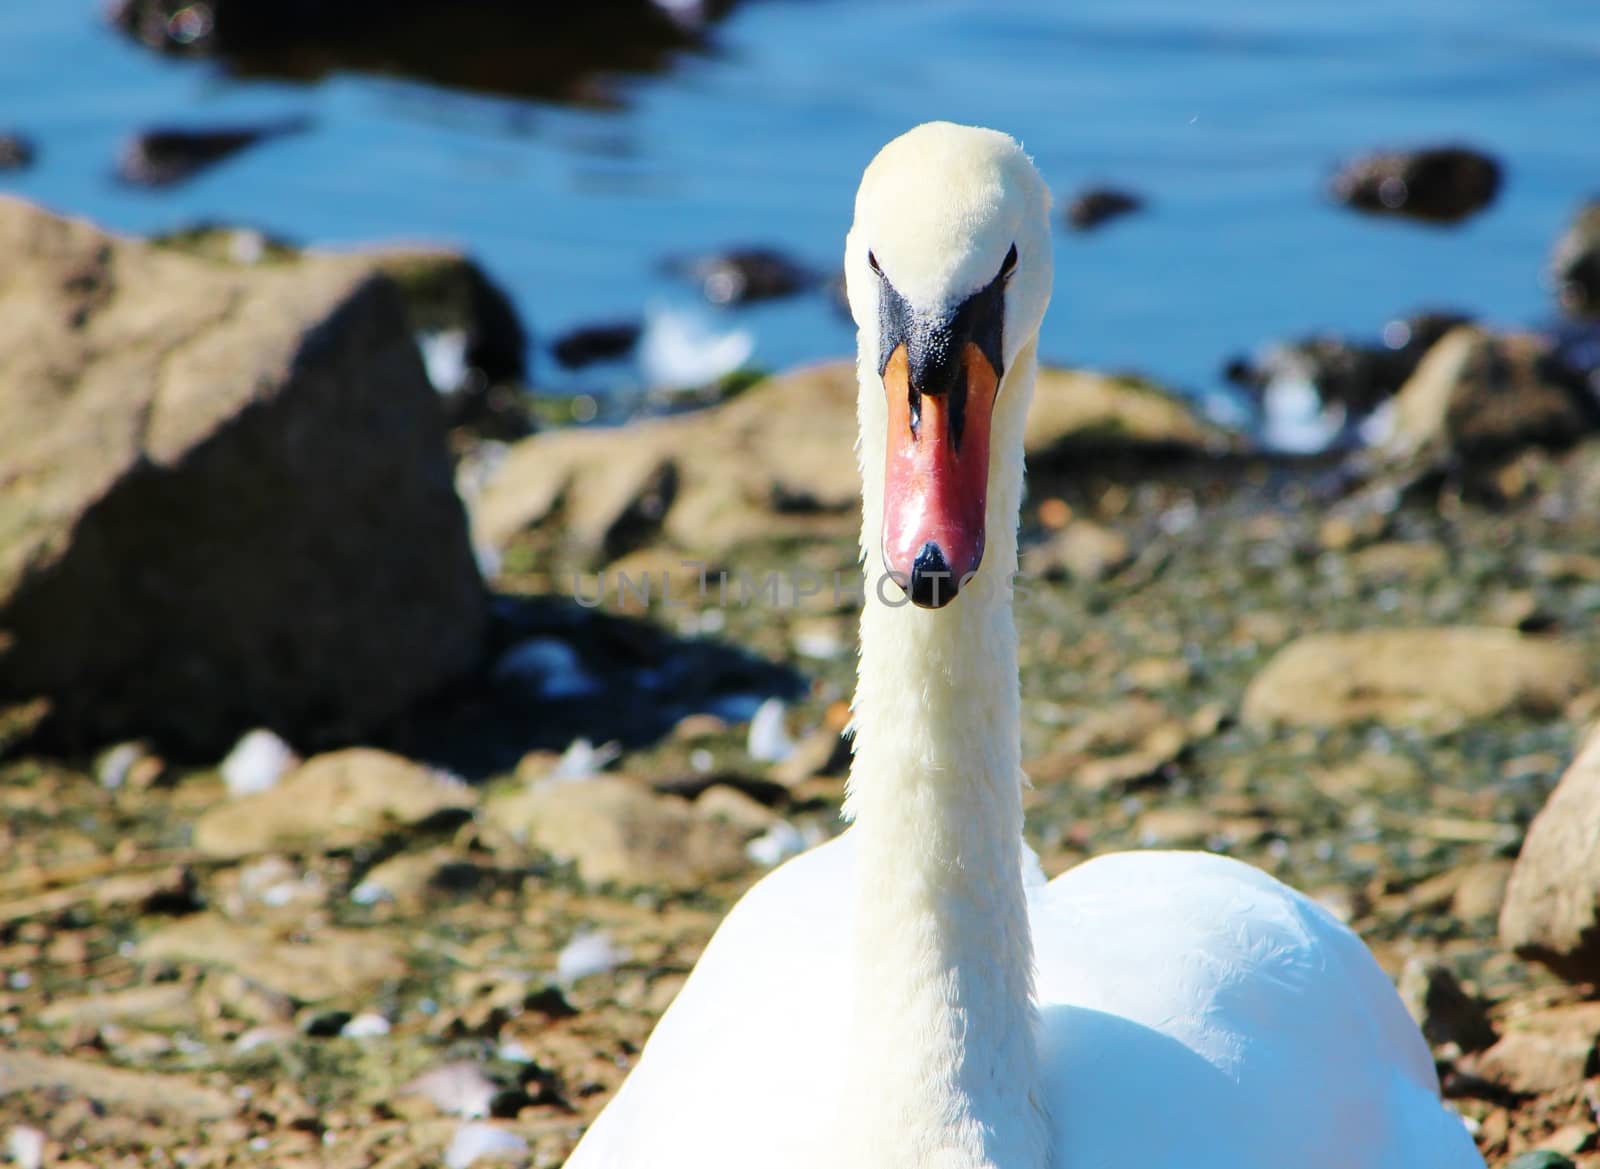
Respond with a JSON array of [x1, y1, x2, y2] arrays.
[[668, 247, 819, 306], [0, 1051, 237, 1121], [1063, 187, 1144, 232], [1021, 519, 1131, 582], [1500, 727, 1600, 982], [1024, 367, 1241, 463], [0, 133, 35, 172], [194, 748, 476, 857], [138, 915, 406, 1002], [1329, 145, 1502, 224], [1550, 199, 1600, 319], [0, 198, 487, 755], [1396, 957, 1496, 1053], [117, 118, 311, 187], [1241, 628, 1588, 730], [485, 777, 746, 889], [107, 0, 732, 104], [36, 983, 200, 1031], [1380, 326, 1598, 466], [1466, 1003, 1600, 1095]]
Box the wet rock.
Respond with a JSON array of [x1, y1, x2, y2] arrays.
[[668, 247, 819, 306], [107, 0, 735, 105], [551, 321, 643, 370], [485, 776, 746, 889], [1397, 957, 1496, 1053], [1241, 627, 1588, 731], [117, 117, 311, 187], [1500, 727, 1600, 982], [0, 132, 35, 172], [138, 915, 406, 1002], [194, 748, 475, 858], [0, 198, 487, 755], [1329, 145, 1503, 224], [1379, 326, 1599, 466], [1063, 187, 1144, 232], [1550, 199, 1600, 319]]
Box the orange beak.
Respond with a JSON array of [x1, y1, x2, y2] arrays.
[[881, 340, 998, 608]]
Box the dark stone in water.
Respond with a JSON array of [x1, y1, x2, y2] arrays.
[[117, 117, 312, 188], [668, 247, 819, 306], [1549, 198, 1600, 320], [106, 0, 738, 106], [0, 132, 36, 172], [1064, 187, 1144, 232], [551, 320, 644, 370], [1329, 145, 1503, 224]]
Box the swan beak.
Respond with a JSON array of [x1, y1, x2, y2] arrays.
[[881, 339, 998, 608]]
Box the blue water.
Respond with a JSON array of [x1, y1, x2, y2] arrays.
[[5, 2, 1600, 403]]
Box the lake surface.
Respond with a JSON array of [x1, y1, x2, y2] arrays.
[[6, 1, 1600, 406]]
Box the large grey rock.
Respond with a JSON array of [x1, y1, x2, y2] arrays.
[[1500, 728, 1600, 982], [0, 198, 487, 754]]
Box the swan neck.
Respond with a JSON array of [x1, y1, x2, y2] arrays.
[[841, 348, 1044, 1169]]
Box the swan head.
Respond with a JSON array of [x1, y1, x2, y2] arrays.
[[845, 122, 1053, 609]]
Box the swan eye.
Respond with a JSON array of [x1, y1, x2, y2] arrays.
[[867, 251, 883, 277], [999, 243, 1019, 281]]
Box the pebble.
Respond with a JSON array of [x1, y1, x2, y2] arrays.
[[399, 1061, 499, 1119], [556, 930, 626, 984], [6, 1126, 44, 1169], [220, 728, 298, 796], [340, 1012, 392, 1039], [444, 1122, 529, 1169]]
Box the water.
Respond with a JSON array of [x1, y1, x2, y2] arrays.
[[5, 2, 1600, 404]]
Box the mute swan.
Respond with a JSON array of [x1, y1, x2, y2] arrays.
[[563, 122, 1484, 1169]]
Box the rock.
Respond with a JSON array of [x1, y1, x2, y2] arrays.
[[445, 1122, 529, 1169], [1466, 1003, 1600, 1095], [1063, 187, 1144, 232], [1380, 326, 1599, 466], [1021, 519, 1131, 582], [1500, 727, 1600, 982], [0, 198, 488, 754], [477, 361, 1240, 564], [219, 728, 299, 796], [0, 132, 35, 172], [551, 321, 643, 370], [107, 0, 734, 104], [116, 117, 311, 187], [0, 1051, 237, 1122], [398, 1061, 499, 1119], [1242, 628, 1588, 730], [37, 983, 200, 1031], [485, 776, 746, 889], [194, 748, 475, 857], [1550, 199, 1600, 319], [668, 247, 819, 306], [138, 915, 406, 1002], [1397, 957, 1496, 1053], [352, 847, 486, 908], [695, 784, 780, 836], [1025, 367, 1242, 462], [1329, 145, 1502, 224]]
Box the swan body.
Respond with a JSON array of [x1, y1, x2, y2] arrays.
[[564, 123, 1483, 1169]]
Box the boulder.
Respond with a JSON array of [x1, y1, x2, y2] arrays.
[[1379, 326, 1598, 465], [476, 361, 1237, 563], [0, 198, 488, 754], [1241, 628, 1587, 730], [193, 748, 477, 857], [1549, 199, 1600, 319], [1500, 727, 1600, 982]]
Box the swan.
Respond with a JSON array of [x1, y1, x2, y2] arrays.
[[562, 122, 1485, 1169]]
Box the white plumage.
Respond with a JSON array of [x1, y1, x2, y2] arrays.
[[564, 122, 1484, 1169]]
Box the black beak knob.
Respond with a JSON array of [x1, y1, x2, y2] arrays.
[[909, 542, 959, 609]]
